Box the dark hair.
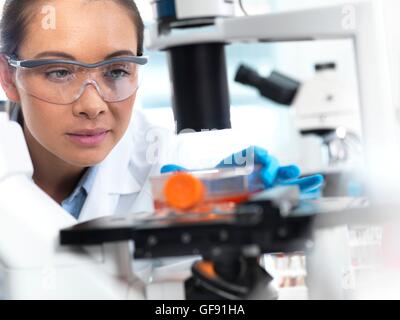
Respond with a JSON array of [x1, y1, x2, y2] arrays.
[[0, 0, 145, 56]]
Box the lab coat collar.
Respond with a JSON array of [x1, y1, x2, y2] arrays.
[[78, 125, 141, 222], [100, 125, 141, 195]]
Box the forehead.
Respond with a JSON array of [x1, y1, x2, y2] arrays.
[[19, 0, 138, 61]]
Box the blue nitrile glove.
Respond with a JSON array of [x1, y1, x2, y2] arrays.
[[216, 146, 324, 196], [161, 146, 324, 196], [160, 164, 188, 174]]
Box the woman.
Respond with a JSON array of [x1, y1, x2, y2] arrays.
[[0, 0, 323, 222]]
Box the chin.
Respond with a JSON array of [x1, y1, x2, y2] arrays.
[[67, 152, 109, 168]]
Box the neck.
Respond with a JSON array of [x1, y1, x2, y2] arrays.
[[23, 124, 86, 204]]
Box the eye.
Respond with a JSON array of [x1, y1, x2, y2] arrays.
[[105, 68, 130, 80], [44, 68, 74, 81], [104, 62, 134, 80]]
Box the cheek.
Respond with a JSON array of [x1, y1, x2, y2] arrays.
[[21, 96, 65, 144], [20, 96, 85, 163], [109, 96, 136, 138]]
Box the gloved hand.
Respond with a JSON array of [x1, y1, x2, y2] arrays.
[[161, 146, 324, 197]]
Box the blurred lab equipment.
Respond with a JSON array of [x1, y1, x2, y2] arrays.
[[234, 62, 363, 196], [234, 63, 362, 165], [147, 0, 400, 200]]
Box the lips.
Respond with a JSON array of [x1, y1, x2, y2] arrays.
[[66, 128, 110, 146]]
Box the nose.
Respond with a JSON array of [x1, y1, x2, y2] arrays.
[[72, 83, 108, 119]]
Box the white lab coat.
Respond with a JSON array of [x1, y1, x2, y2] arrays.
[[77, 108, 171, 223]]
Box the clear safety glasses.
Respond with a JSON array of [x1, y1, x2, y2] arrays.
[[7, 55, 148, 105]]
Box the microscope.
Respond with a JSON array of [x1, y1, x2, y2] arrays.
[[146, 0, 400, 201], [1, 0, 400, 299], [234, 62, 364, 197]]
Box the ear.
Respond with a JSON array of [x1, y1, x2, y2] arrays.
[[0, 54, 20, 103]]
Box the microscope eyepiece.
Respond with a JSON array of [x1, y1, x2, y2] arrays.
[[235, 65, 262, 88], [235, 64, 300, 106]]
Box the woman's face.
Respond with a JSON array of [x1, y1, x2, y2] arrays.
[[6, 0, 139, 167]]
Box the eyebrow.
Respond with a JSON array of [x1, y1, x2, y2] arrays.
[[32, 50, 137, 60]]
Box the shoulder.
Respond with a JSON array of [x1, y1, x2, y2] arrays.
[[127, 108, 177, 171], [103, 108, 178, 191], [129, 108, 173, 144], [119, 109, 175, 186]]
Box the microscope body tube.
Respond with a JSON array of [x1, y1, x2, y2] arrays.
[[167, 43, 232, 132]]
